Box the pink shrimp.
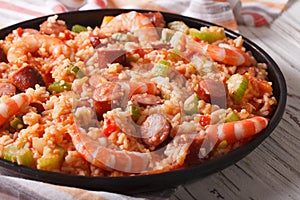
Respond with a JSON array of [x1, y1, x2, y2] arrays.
[[100, 11, 159, 42], [69, 124, 150, 173], [0, 93, 32, 126], [205, 116, 268, 145], [206, 44, 252, 66], [187, 40, 252, 66], [128, 81, 159, 96], [7, 34, 72, 64], [188, 116, 269, 160]]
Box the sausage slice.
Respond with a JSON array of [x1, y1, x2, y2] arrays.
[[11, 65, 46, 92], [141, 113, 170, 147], [93, 82, 125, 120], [0, 47, 7, 63], [97, 48, 126, 68]]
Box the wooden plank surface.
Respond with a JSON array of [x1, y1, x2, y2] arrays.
[[170, 0, 300, 199]]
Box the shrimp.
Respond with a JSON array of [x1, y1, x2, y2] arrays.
[[69, 124, 150, 173], [188, 116, 268, 160], [205, 116, 268, 145], [100, 11, 159, 42], [205, 44, 252, 66], [0, 93, 32, 126], [128, 81, 159, 96], [6, 34, 72, 64], [187, 40, 252, 66]]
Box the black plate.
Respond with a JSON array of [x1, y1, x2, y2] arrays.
[[0, 9, 287, 194]]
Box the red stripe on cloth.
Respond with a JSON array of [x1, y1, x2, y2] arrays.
[[242, 12, 268, 27], [52, 5, 68, 13], [94, 0, 106, 8], [0, 0, 45, 16]]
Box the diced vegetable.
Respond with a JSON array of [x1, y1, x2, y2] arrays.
[[67, 65, 85, 78], [47, 81, 72, 94], [3, 142, 34, 167], [103, 117, 118, 137], [128, 105, 141, 121], [217, 140, 228, 149], [126, 53, 140, 63], [189, 27, 226, 43], [227, 74, 249, 103], [68, 65, 80, 75], [225, 110, 240, 122], [37, 146, 65, 170], [160, 90, 170, 100], [9, 116, 24, 130], [112, 33, 133, 42], [191, 56, 216, 76], [167, 48, 185, 62], [152, 60, 171, 77], [184, 93, 200, 115], [168, 21, 189, 34], [71, 24, 87, 33], [170, 31, 186, 51], [158, 60, 170, 66], [199, 115, 211, 127], [161, 28, 175, 43], [100, 16, 114, 28]]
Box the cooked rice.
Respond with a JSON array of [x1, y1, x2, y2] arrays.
[[0, 12, 277, 176]]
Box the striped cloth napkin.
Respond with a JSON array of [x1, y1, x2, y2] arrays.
[[0, 0, 289, 199], [0, 0, 289, 30]]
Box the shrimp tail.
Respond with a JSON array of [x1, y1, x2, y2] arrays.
[[100, 11, 159, 42], [0, 93, 32, 126], [206, 116, 269, 145], [7, 34, 72, 64], [206, 44, 252, 66], [191, 116, 268, 159], [186, 40, 252, 66], [69, 124, 150, 173]]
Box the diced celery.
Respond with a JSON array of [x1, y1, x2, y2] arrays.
[[161, 28, 174, 43], [37, 146, 65, 170], [3, 142, 34, 167], [189, 28, 226, 43], [112, 33, 133, 42], [227, 74, 249, 103], [128, 105, 141, 121], [71, 24, 87, 33], [153, 60, 171, 77], [170, 31, 186, 51], [9, 116, 24, 130], [47, 81, 72, 94], [67, 65, 85, 78], [168, 21, 189, 34], [68, 65, 80, 75], [183, 93, 200, 115], [158, 60, 170, 66], [217, 140, 228, 149], [225, 110, 240, 122]]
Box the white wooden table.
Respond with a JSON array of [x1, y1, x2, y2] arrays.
[[170, 0, 300, 199]]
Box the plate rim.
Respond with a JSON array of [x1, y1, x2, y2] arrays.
[[0, 8, 287, 194]]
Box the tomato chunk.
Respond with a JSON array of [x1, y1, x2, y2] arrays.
[[103, 117, 118, 137], [199, 115, 211, 127]]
